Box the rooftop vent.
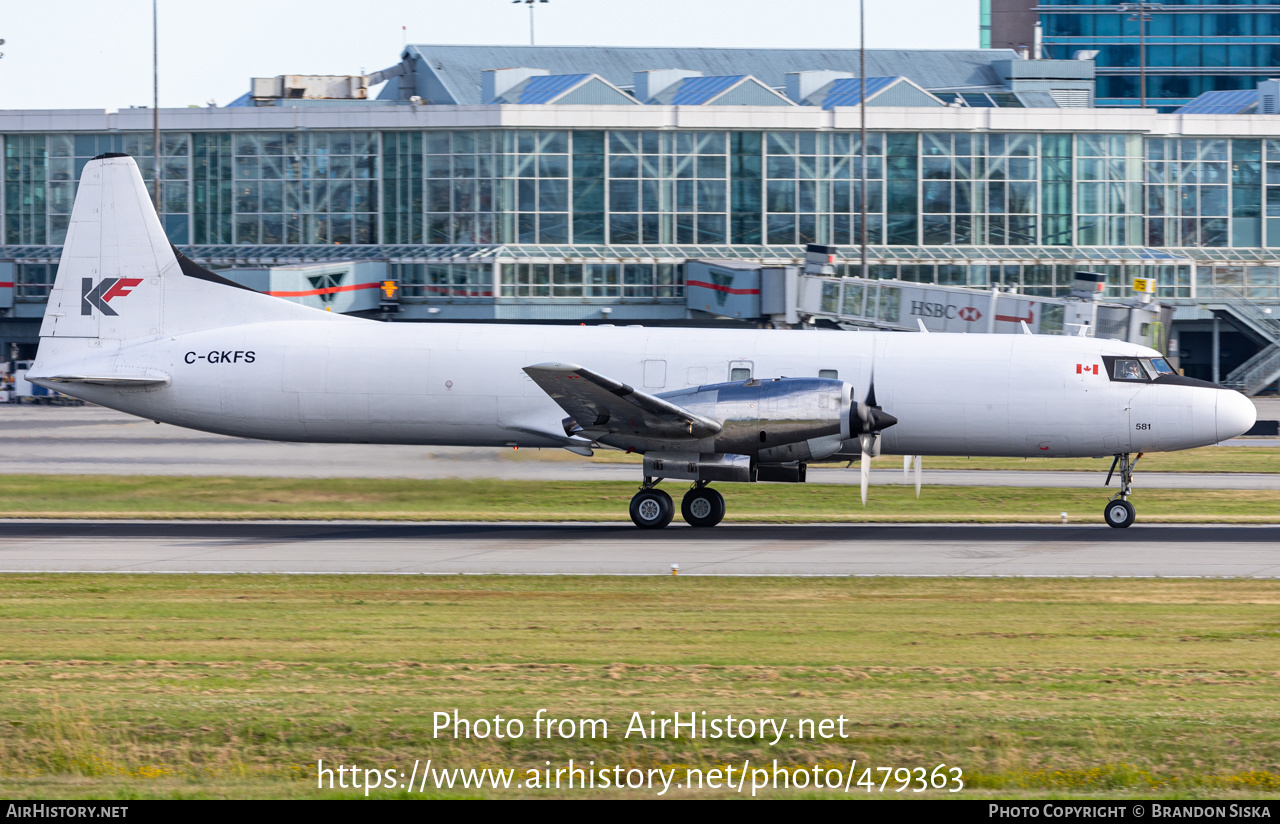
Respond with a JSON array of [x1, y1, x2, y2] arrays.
[[785, 70, 854, 104], [250, 75, 369, 101], [1259, 79, 1279, 115], [633, 69, 702, 103], [1048, 89, 1090, 108], [482, 68, 549, 102]]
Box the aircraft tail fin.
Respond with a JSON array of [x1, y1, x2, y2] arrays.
[[39, 153, 337, 342]]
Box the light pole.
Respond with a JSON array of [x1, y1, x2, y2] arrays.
[[859, 0, 867, 280], [512, 0, 549, 46], [152, 0, 160, 211], [1119, 2, 1162, 109]]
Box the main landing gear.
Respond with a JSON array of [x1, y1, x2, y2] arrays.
[[1103, 452, 1142, 529], [681, 483, 726, 528], [630, 480, 674, 530], [629, 480, 726, 529]]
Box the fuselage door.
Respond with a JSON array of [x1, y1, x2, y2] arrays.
[[643, 359, 667, 389], [729, 360, 753, 382]]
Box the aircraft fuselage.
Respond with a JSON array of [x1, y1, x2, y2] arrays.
[[35, 320, 1250, 459]]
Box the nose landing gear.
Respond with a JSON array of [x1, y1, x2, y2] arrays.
[[1103, 452, 1143, 529], [1104, 499, 1136, 529]]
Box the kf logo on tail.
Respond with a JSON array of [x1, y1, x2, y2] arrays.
[[81, 277, 143, 316]]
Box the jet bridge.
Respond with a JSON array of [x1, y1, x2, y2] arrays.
[[686, 253, 1169, 351]]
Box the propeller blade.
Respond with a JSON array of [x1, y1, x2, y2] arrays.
[[860, 449, 870, 506], [914, 454, 922, 498], [859, 432, 880, 507], [903, 455, 911, 481]]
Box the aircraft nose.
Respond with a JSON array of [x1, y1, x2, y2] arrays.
[[1216, 390, 1257, 442]]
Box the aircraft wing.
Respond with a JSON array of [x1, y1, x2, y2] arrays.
[[523, 362, 721, 440]]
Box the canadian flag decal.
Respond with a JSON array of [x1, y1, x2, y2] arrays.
[[1076, 364, 1099, 375]]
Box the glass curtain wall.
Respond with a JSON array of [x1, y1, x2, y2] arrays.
[[7, 128, 1280, 273], [230, 132, 377, 246], [382, 132, 423, 244], [1075, 133, 1144, 246], [1143, 137, 1275, 248], [1268, 139, 1280, 248], [1041, 2, 1280, 107], [6, 133, 186, 246]]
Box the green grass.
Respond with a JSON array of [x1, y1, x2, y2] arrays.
[[892, 447, 1279, 474], [2, 575, 1280, 798], [0, 475, 1276, 523]]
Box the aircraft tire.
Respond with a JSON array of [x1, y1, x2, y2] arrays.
[[630, 489, 675, 529], [1103, 499, 1136, 529], [681, 487, 726, 528]]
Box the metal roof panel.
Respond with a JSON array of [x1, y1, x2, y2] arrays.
[[1177, 90, 1258, 115], [820, 76, 900, 108], [669, 75, 747, 105], [516, 73, 590, 104], [405, 44, 1018, 104]]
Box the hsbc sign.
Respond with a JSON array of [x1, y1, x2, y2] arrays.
[[81, 277, 143, 316], [908, 300, 983, 322]]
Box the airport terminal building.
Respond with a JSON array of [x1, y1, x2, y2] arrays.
[[1, 45, 1278, 386]]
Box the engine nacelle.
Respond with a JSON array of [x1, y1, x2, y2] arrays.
[[658, 376, 853, 462], [642, 452, 753, 483]]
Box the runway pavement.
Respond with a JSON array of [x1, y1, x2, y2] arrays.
[[0, 406, 1276, 488], [3, 520, 1280, 577]]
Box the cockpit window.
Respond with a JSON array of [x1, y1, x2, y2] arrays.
[[1112, 359, 1147, 381], [1102, 356, 1174, 383]]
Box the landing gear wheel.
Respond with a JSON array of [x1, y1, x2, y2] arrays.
[[681, 487, 726, 528], [1104, 499, 1136, 529], [630, 489, 675, 530]]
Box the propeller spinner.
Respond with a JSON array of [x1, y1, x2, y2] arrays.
[[852, 376, 898, 506]]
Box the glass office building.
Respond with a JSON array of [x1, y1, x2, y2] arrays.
[[1039, 0, 1280, 110]]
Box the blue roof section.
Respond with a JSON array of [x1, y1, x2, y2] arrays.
[[1177, 90, 1258, 115], [515, 73, 590, 104], [403, 44, 1021, 105], [669, 75, 746, 105], [820, 76, 900, 108]]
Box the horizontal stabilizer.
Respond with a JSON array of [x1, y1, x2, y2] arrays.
[[35, 373, 170, 387], [523, 362, 721, 440]]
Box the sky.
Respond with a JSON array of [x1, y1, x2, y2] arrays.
[[0, 0, 981, 111]]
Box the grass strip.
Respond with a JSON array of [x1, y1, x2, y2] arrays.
[[2, 575, 1279, 798], [509, 445, 1280, 474], [0, 475, 1275, 523]]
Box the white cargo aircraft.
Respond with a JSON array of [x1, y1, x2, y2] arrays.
[[29, 155, 1257, 529]]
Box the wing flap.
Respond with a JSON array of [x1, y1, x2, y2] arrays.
[[523, 362, 721, 439]]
